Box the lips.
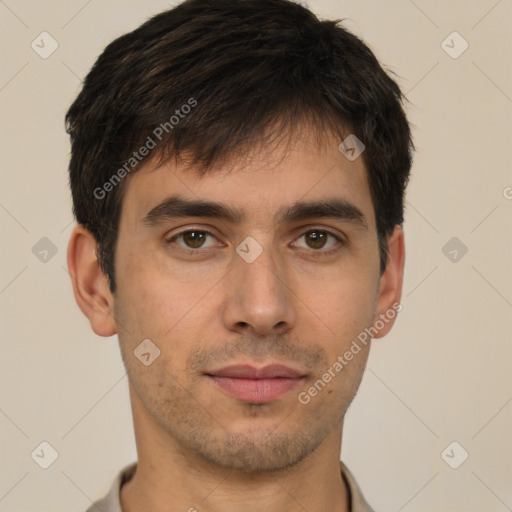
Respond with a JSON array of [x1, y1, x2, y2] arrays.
[[208, 364, 304, 379], [205, 364, 306, 403]]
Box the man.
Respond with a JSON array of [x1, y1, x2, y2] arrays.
[[66, 0, 412, 510]]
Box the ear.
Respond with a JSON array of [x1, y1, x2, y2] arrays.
[[372, 225, 405, 339], [67, 224, 117, 337]]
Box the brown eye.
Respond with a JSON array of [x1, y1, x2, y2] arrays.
[[166, 230, 218, 250], [304, 230, 328, 249], [182, 231, 207, 248], [293, 229, 344, 255]]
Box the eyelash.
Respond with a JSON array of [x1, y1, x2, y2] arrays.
[[164, 228, 345, 257]]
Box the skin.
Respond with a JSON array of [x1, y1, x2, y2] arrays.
[[68, 126, 405, 512]]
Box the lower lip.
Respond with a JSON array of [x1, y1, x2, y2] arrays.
[[208, 376, 303, 403]]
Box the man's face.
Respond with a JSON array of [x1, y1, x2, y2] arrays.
[[111, 128, 390, 472]]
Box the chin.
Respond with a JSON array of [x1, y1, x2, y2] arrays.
[[190, 428, 321, 473]]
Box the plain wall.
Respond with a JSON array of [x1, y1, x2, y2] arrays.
[[1, 1, 511, 511]]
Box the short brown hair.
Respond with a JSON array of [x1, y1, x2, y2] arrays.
[[66, 0, 413, 293]]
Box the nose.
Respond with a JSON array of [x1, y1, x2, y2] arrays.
[[221, 244, 297, 337]]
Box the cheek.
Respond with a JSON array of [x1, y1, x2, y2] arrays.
[[114, 248, 219, 377], [301, 266, 378, 343], [299, 276, 375, 406], [118, 236, 225, 305], [115, 244, 189, 331]]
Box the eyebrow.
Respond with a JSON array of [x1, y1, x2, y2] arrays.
[[142, 194, 368, 230]]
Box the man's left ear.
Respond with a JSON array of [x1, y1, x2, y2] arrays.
[[372, 225, 405, 339]]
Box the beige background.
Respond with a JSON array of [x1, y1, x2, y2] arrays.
[[1, 1, 511, 511]]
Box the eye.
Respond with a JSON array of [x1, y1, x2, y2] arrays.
[[165, 229, 219, 250], [165, 228, 344, 256], [292, 229, 344, 254]]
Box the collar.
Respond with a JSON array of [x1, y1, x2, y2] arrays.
[[87, 460, 375, 512]]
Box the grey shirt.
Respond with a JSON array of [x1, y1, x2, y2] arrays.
[[86, 461, 375, 512]]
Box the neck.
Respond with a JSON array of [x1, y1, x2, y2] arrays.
[[121, 385, 349, 512]]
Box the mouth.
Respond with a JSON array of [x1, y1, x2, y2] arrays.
[[205, 364, 307, 404]]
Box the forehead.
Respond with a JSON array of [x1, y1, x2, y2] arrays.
[[120, 128, 375, 231]]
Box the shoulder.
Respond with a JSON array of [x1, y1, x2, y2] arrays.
[[84, 462, 137, 512], [340, 460, 376, 512]]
